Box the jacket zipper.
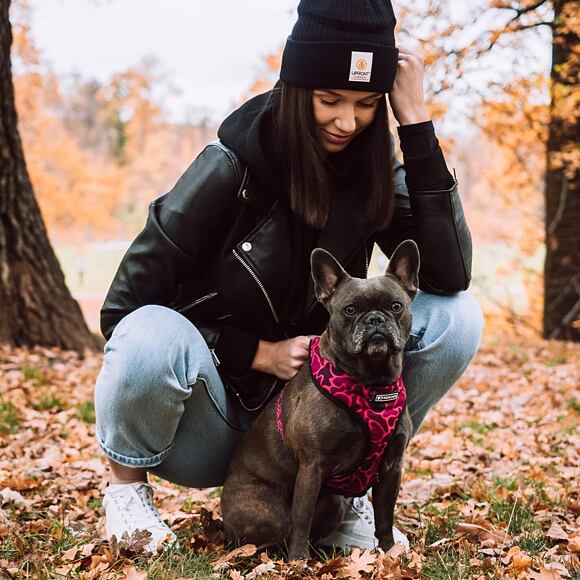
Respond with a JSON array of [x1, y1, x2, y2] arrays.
[[232, 248, 280, 325], [233, 379, 280, 413], [176, 291, 218, 314], [364, 243, 370, 275]]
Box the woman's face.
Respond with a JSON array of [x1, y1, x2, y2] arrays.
[[312, 89, 383, 152]]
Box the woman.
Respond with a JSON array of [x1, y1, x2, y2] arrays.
[[94, 0, 483, 554]]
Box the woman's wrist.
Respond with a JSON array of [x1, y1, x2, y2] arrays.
[[396, 108, 431, 126], [251, 339, 274, 373]]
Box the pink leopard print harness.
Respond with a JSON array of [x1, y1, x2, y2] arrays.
[[276, 336, 406, 497]]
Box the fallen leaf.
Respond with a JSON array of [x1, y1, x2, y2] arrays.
[[317, 557, 346, 576], [343, 549, 376, 579], [121, 567, 148, 580], [567, 535, 580, 553], [456, 522, 508, 543], [200, 507, 225, 544], [387, 542, 406, 559], [54, 564, 76, 575], [80, 543, 96, 557], [544, 562, 571, 577], [0, 488, 32, 507], [213, 544, 257, 570], [546, 521, 568, 541], [511, 551, 532, 570], [428, 537, 452, 548], [61, 546, 78, 561], [527, 569, 563, 580], [246, 562, 276, 579]]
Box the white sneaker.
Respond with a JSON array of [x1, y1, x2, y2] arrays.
[[103, 482, 178, 554], [318, 495, 409, 551]]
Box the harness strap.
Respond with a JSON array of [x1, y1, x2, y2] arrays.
[[276, 392, 285, 442]]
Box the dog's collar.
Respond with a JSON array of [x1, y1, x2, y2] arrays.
[[309, 336, 403, 399]]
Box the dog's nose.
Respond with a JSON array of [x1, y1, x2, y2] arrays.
[[366, 312, 386, 327]]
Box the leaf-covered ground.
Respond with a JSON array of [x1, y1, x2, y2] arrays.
[[0, 337, 578, 579]]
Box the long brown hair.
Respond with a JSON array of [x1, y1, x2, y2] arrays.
[[271, 82, 394, 231]]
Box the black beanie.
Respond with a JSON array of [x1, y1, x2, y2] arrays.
[[280, 0, 398, 93]]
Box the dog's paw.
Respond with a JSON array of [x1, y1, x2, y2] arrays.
[[378, 537, 394, 552], [288, 547, 310, 561]]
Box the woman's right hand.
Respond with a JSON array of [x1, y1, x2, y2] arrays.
[[251, 336, 317, 380]]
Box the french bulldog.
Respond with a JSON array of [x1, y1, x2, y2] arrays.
[[221, 240, 419, 560]]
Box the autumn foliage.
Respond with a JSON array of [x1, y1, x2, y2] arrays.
[[10, 0, 215, 244], [0, 339, 578, 577]]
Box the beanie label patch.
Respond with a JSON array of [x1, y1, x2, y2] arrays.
[[349, 51, 373, 83]]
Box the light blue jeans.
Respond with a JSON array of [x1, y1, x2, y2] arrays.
[[94, 291, 483, 488]]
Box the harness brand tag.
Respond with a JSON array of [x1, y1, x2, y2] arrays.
[[349, 51, 373, 83], [373, 392, 399, 404]]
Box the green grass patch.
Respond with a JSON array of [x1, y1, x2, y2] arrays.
[[423, 505, 462, 545], [545, 355, 567, 367], [87, 497, 102, 510], [425, 520, 442, 546], [22, 365, 45, 387], [506, 343, 530, 364], [208, 487, 222, 499], [423, 546, 480, 580], [33, 394, 66, 412], [518, 531, 549, 554], [525, 479, 558, 507], [566, 397, 580, 412], [492, 475, 520, 492], [409, 466, 432, 478], [0, 397, 19, 434], [489, 498, 536, 535], [77, 401, 95, 424], [182, 499, 202, 513], [134, 547, 224, 579], [467, 434, 485, 447], [0, 520, 78, 564], [461, 420, 497, 435]]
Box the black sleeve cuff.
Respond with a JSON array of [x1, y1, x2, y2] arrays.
[[214, 324, 260, 377], [397, 121, 455, 192], [397, 120, 438, 158]]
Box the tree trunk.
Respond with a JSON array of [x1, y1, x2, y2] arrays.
[[543, 0, 580, 341], [0, 0, 98, 350]]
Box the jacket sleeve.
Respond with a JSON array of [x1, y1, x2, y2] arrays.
[[375, 123, 472, 294], [100, 143, 260, 375]]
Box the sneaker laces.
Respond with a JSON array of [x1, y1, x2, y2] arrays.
[[112, 483, 170, 535], [352, 496, 374, 524]]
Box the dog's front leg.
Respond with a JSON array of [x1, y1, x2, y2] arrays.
[[288, 461, 324, 560], [372, 409, 411, 551]]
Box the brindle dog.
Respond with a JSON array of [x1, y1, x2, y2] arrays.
[[221, 240, 419, 560]]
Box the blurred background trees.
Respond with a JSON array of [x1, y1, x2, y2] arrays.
[[2, 0, 578, 346]]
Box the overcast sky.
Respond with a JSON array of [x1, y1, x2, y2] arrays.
[[25, 0, 550, 126], [27, 0, 298, 121]]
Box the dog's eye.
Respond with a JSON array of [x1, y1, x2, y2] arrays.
[[391, 301, 403, 313], [344, 305, 356, 315]]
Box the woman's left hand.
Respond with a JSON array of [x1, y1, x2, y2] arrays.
[[388, 45, 431, 126]]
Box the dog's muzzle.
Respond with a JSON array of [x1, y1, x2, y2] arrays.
[[361, 311, 404, 352]]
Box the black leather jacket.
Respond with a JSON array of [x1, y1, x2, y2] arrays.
[[101, 139, 472, 411]]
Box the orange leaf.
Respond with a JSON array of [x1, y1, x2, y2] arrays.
[[121, 566, 148, 580], [567, 535, 580, 553]]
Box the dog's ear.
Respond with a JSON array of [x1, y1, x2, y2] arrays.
[[386, 240, 420, 297], [311, 248, 349, 304]]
